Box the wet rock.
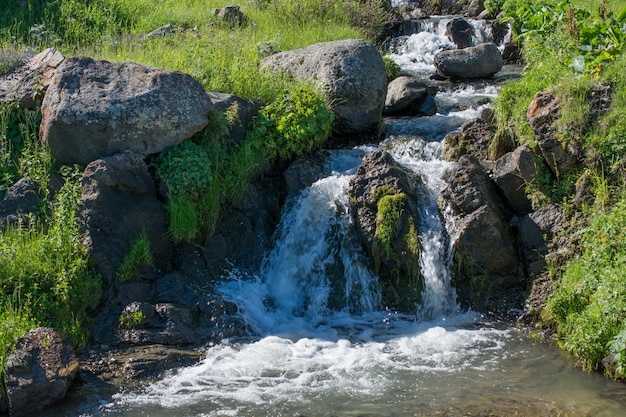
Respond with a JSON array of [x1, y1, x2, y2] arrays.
[[78, 151, 171, 284], [282, 151, 331, 195], [434, 42, 503, 79], [527, 91, 582, 177], [383, 76, 438, 117], [202, 170, 284, 276], [80, 345, 203, 388], [349, 150, 424, 311], [492, 145, 537, 215], [260, 39, 387, 137], [40, 57, 211, 165], [0, 47, 64, 109], [446, 18, 474, 49], [442, 114, 495, 162], [438, 155, 522, 312], [3, 328, 79, 417], [0, 177, 43, 227]]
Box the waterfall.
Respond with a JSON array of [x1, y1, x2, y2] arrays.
[[389, 138, 457, 319], [75, 14, 626, 417], [387, 16, 511, 78]]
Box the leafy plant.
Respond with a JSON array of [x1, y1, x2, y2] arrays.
[[0, 43, 34, 76], [154, 139, 213, 202], [259, 84, 334, 161]]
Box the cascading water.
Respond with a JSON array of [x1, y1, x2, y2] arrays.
[[59, 16, 626, 417]]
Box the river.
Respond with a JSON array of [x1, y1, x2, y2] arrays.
[[45, 14, 626, 417]]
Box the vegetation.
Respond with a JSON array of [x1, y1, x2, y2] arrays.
[[492, 0, 626, 378], [116, 230, 154, 282], [0, 0, 387, 402]]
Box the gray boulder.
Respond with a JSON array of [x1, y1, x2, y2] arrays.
[[0, 47, 65, 109], [0, 177, 43, 227], [492, 145, 537, 215], [527, 91, 582, 176], [446, 18, 474, 49], [438, 155, 522, 312], [442, 111, 495, 162], [3, 327, 79, 417], [260, 39, 387, 136], [40, 57, 212, 165], [349, 150, 424, 312], [434, 42, 503, 79], [207, 92, 260, 144], [467, 0, 486, 17], [78, 151, 171, 284], [383, 76, 438, 117]]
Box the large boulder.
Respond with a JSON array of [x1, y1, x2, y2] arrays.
[[383, 76, 438, 117], [40, 57, 212, 165], [492, 145, 537, 215], [434, 42, 503, 79], [527, 91, 582, 176], [3, 327, 79, 417], [260, 39, 387, 137], [349, 150, 423, 311], [77, 151, 171, 284], [0, 48, 65, 109], [438, 155, 522, 312]]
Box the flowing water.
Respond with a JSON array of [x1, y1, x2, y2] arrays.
[[51, 15, 626, 417]]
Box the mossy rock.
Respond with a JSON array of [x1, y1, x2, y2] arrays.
[[348, 150, 424, 312]]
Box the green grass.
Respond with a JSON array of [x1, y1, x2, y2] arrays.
[[495, 0, 626, 378], [548, 195, 626, 377], [116, 230, 154, 282]]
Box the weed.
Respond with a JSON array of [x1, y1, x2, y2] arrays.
[[118, 310, 146, 329], [116, 230, 154, 282]]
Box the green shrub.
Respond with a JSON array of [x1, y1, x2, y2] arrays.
[[154, 139, 213, 202], [259, 84, 334, 161]]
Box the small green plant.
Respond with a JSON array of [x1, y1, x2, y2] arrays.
[[116, 230, 154, 282], [382, 56, 401, 82], [118, 310, 146, 329], [548, 195, 626, 377]]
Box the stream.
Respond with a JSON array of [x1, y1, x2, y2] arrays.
[[48, 14, 626, 417]]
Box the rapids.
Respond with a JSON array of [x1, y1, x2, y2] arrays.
[[44, 14, 626, 417]]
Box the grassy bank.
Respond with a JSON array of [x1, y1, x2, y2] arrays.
[[492, 0, 626, 378], [0, 0, 391, 405]]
